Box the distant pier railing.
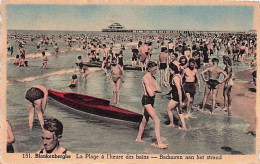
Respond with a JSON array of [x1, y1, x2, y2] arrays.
[[102, 29, 247, 34]]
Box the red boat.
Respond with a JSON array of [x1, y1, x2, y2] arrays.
[[48, 89, 143, 123]]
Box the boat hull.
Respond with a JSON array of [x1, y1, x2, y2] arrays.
[[48, 89, 142, 123]]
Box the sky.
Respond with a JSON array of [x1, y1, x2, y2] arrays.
[[6, 4, 255, 31]]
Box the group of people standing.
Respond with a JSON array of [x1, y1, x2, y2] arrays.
[[136, 43, 235, 148]]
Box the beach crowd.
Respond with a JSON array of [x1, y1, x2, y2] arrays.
[[7, 31, 257, 150]]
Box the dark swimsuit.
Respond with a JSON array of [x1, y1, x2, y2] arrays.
[[171, 77, 186, 102], [240, 49, 245, 54], [207, 79, 220, 89], [183, 82, 196, 97], [39, 148, 68, 154], [141, 75, 156, 122], [171, 75, 186, 114], [7, 144, 14, 153], [25, 87, 44, 103], [159, 63, 167, 70], [69, 84, 76, 88]]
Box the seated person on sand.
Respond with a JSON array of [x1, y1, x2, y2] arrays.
[[7, 120, 15, 153], [37, 118, 71, 154], [110, 58, 124, 104], [136, 61, 168, 149], [69, 74, 77, 88], [25, 85, 48, 129], [200, 58, 228, 113]]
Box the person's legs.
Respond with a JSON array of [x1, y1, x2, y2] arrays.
[[162, 69, 166, 86], [227, 86, 232, 109], [25, 99, 34, 129], [201, 85, 211, 111], [115, 79, 121, 104], [144, 105, 167, 148], [223, 85, 228, 110], [186, 93, 192, 115], [144, 59, 147, 71], [111, 81, 117, 103], [34, 99, 44, 129], [166, 100, 178, 127], [136, 115, 147, 142], [211, 87, 219, 113], [140, 62, 144, 72], [176, 107, 187, 130], [159, 69, 163, 86]]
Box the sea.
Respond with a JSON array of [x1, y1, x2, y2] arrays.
[[6, 30, 255, 154]]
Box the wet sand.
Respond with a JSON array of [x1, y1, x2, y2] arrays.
[[216, 68, 256, 132]]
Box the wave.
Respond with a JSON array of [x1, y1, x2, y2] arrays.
[[15, 67, 101, 83]]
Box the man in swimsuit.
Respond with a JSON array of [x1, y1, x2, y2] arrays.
[[136, 61, 168, 149], [138, 42, 147, 72], [200, 58, 228, 113], [131, 46, 138, 66], [37, 118, 71, 154], [25, 85, 48, 129], [157, 47, 168, 86], [167, 40, 174, 55], [183, 59, 200, 117]]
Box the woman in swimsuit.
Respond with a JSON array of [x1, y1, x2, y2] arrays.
[[25, 85, 48, 129], [110, 58, 124, 104], [38, 118, 71, 154], [222, 55, 233, 113], [166, 62, 186, 130]]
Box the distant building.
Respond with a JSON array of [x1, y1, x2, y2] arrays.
[[102, 23, 133, 32]]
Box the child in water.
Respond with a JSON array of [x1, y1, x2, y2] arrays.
[[82, 65, 89, 81], [77, 56, 83, 72], [41, 51, 48, 69], [18, 55, 26, 67], [69, 74, 77, 88], [14, 55, 20, 65]]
